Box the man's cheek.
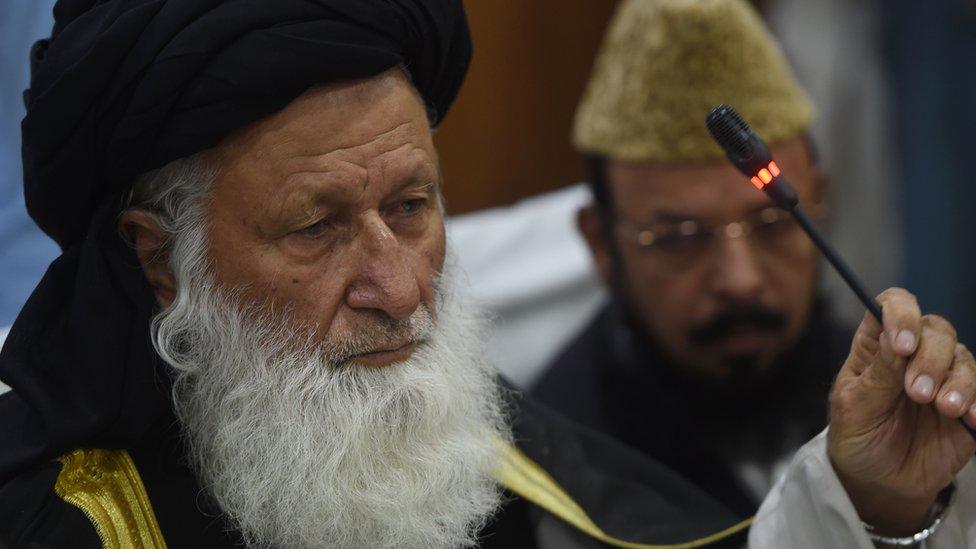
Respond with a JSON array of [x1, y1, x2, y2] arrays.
[[427, 222, 447, 268], [420, 229, 446, 279]]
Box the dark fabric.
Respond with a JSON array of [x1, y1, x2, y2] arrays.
[[0, 0, 470, 482], [0, 460, 102, 549], [532, 299, 850, 517], [509, 390, 746, 547]]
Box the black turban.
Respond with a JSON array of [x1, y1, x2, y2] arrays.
[[0, 0, 471, 480]]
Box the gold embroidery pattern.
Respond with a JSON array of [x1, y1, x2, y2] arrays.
[[55, 449, 167, 549], [492, 440, 753, 548]]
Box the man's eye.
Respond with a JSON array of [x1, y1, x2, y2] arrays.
[[755, 215, 797, 236], [395, 198, 428, 216], [295, 218, 331, 238], [654, 231, 710, 253]]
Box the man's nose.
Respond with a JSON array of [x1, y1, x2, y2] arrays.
[[707, 236, 765, 301], [345, 214, 421, 321]]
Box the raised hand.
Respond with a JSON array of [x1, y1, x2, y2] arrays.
[[827, 288, 976, 536]]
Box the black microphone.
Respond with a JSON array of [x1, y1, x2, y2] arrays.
[[706, 104, 976, 440]]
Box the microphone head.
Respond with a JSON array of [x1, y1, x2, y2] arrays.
[[705, 105, 752, 158], [705, 105, 772, 177], [705, 104, 798, 209]]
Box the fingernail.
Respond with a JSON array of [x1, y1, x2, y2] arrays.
[[912, 375, 935, 400], [895, 330, 917, 353], [945, 391, 965, 410]]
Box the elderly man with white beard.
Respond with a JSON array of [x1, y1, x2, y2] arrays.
[[127, 81, 509, 544], [3, 1, 976, 548]]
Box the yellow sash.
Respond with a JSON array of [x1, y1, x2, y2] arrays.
[[492, 441, 753, 548]]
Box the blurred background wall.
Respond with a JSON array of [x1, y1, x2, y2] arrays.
[[885, 0, 976, 348], [0, 1, 60, 328], [434, 0, 617, 214], [766, 0, 901, 329], [0, 0, 973, 379]]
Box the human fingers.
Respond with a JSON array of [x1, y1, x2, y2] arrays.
[[905, 315, 958, 404], [934, 344, 976, 420], [878, 288, 921, 357]]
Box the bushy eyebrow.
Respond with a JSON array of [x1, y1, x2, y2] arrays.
[[275, 163, 437, 223], [391, 179, 436, 197]]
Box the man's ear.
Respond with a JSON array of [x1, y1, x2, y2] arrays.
[[119, 209, 176, 308], [577, 204, 615, 286], [810, 164, 830, 219]]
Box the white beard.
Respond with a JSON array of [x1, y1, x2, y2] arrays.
[[151, 236, 509, 548]]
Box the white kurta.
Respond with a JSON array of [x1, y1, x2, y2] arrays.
[[751, 429, 976, 548]]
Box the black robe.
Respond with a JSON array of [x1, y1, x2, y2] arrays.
[[0, 384, 749, 548], [532, 299, 850, 517]]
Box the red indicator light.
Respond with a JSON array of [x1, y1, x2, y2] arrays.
[[750, 176, 765, 189], [768, 161, 781, 177], [758, 168, 773, 184]]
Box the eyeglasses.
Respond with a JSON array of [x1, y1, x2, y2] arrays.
[[614, 205, 822, 273]]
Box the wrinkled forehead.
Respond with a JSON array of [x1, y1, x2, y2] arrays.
[[212, 69, 436, 176], [202, 69, 441, 211], [607, 137, 816, 222]]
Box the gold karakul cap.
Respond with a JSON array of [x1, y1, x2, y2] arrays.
[[573, 0, 813, 163]]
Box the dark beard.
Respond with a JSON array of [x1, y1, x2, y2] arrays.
[[687, 304, 786, 347], [608, 285, 828, 420], [611, 295, 785, 392]]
